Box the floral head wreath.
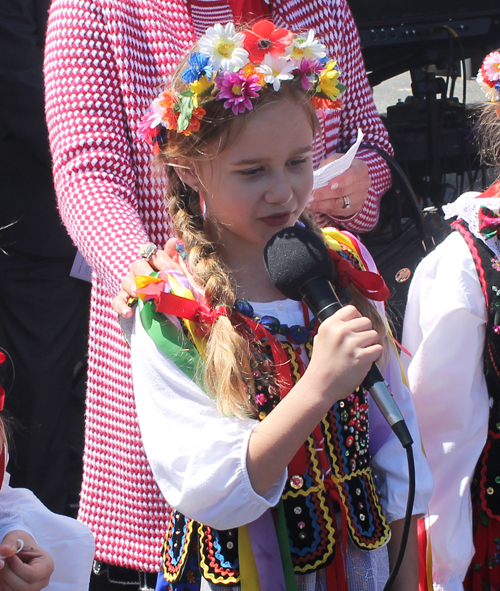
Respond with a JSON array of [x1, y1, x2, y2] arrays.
[[477, 50, 500, 102], [139, 20, 346, 151]]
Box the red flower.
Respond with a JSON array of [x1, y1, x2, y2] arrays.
[[242, 20, 293, 63], [311, 96, 342, 111]]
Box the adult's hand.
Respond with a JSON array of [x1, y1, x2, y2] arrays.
[[0, 531, 54, 591], [113, 239, 181, 318], [309, 155, 371, 218]]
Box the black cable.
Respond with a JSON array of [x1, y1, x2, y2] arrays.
[[383, 443, 416, 591]]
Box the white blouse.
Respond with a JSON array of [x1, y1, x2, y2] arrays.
[[0, 470, 95, 591], [128, 295, 432, 531], [403, 230, 490, 591]]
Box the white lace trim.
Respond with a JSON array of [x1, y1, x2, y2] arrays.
[[443, 191, 500, 261]]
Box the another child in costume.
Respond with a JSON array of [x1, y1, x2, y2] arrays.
[[0, 351, 95, 591], [127, 21, 432, 591], [403, 51, 500, 591]]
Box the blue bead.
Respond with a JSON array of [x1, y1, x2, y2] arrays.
[[290, 325, 308, 344], [235, 299, 254, 317], [260, 316, 280, 333]]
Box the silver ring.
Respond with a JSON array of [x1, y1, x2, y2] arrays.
[[138, 242, 157, 261], [342, 195, 351, 210]]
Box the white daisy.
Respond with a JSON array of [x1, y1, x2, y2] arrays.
[[198, 22, 249, 72], [477, 70, 500, 102], [257, 54, 295, 91], [286, 29, 326, 62]]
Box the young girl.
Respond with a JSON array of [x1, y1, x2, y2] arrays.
[[403, 51, 500, 591], [128, 21, 432, 591]]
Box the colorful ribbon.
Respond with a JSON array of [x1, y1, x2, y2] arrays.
[[246, 511, 287, 591], [328, 249, 390, 301], [322, 228, 390, 301]]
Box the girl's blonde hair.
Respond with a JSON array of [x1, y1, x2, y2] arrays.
[[156, 71, 387, 418], [476, 102, 500, 174]]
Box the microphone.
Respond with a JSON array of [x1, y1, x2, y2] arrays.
[[263, 225, 413, 448]]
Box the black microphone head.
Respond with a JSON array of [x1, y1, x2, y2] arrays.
[[264, 225, 336, 300]]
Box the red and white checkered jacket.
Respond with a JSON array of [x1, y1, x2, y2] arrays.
[[45, 0, 392, 571]]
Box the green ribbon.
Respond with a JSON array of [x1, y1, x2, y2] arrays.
[[138, 297, 202, 382], [275, 500, 298, 591]]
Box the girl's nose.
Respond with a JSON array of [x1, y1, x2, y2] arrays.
[[264, 173, 293, 205]]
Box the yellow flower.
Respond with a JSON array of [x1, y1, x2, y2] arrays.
[[318, 60, 342, 99], [190, 75, 213, 102]]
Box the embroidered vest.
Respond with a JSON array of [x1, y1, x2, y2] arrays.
[[452, 219, 500, 521], [139, 286, 391, 586]]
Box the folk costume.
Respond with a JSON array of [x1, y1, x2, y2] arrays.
[[44, 0, 393, 572], [403, 183, 500, 591], [126, 229, 432, 591]]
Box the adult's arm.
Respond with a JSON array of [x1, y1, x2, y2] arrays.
[[44, 0, 152, 295], [402, 231, 489, 591], [313, 0, 393, 232]]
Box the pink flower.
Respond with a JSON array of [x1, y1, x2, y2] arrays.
[[215, 71, 261, 115], [482, 51, 500, 84], [255, 393, 267, 406], [138, 112, 161, 143]]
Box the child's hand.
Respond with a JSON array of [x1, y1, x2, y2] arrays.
[[307, 305, 383, 402], [0, 531, 54, 591]]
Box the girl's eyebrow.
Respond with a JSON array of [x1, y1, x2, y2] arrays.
[[231, 146, 313, 166]]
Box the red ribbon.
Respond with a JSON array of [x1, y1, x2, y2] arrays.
[[329, 250, 390, 301], [155, 292, 231, 324]]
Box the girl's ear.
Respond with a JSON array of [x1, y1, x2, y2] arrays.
[[173, 157, 199, 192]]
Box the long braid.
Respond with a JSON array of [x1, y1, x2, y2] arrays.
[[168, 175, 257, 418]]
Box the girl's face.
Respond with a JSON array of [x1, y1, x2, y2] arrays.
[[187, 99, 315, 261]]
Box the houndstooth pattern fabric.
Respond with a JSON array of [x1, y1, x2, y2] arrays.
[[44, 0, 393, 571]]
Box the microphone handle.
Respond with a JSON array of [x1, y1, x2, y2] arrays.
[[300, 278, 413, 448]]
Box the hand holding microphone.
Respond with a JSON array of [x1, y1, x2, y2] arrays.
[[263, 225, 413, 448]]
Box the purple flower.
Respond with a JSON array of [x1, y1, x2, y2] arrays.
[[215, 71, 261, 115], [298, 59, 321, 90]]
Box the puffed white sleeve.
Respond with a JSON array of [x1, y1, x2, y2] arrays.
[[402, 231, 489, 590], [367, 350, 434, 522], [0, 472, 95, 591], [355, 237, 433, 521], [127, 313, 287, 530]]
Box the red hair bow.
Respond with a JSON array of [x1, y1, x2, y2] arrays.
[[155, 292, 231, 324]]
